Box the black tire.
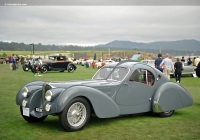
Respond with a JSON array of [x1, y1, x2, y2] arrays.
[[67, 64, 75, 72], [20, 107, 47, 123], [22, 65, 29, 71], [158, 110, 175, 117], [41, 65, 48, 73], [59, 97, 91, 132]]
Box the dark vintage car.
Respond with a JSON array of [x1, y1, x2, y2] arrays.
[[16, 60, 193, 132], [22, 58, 41, 72], [40, 55, 76, 73]]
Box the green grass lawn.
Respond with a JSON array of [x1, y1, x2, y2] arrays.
[[0, 64, 199, 140]]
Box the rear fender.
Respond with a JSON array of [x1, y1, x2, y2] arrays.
[[153, 82, 193, 113], [56, 86, 120, 118]]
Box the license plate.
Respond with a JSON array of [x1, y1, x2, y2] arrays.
[[35, 108, 43, 112], [22, 107, 30, 117]]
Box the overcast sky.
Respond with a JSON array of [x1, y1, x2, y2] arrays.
[[0, 6, 200, 46]]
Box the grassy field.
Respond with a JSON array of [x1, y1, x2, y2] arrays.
[[0, 63, 200, 140]]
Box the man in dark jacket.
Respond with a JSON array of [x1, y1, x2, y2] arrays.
[[174, 58, 183, 83], [196, 62, 200, 78], [155, 53, 163, 72]]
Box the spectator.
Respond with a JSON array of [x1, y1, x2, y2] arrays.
[[187, 56, 192, 65], [174, 58, 183, 83], [192, 57, 196, 66], [15, 55, 20, 69], [194, 56, 200, 66], [160, 55, 174, 80], [154, 53, 163, 72], [196, 62, 200, 77], [181, 56, 185, 62], [91, 61, 95, 69]]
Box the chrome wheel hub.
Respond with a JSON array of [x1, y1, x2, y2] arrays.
[[67, 102, 86, 127]]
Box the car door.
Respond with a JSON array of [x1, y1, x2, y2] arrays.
[[51, 56, 67, 69], [182, 63, 195, 75], [116, 65, 156, 114]]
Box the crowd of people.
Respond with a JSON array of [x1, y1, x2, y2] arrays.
[[155, 54, 200, 83], [8, 54, 23, 71]]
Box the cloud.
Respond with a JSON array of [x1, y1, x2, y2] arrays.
[[0, 6, 200, 45]]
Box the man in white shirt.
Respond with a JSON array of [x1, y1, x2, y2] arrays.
[[160, 55, 174, 80], [194, 57, 200, 66]]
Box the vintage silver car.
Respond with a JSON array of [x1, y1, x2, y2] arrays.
[[16, 60, 193, 132], [170, 62, 196, 77]]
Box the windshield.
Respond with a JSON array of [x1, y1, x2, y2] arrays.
[[92, 67, 129, 81], [92, 67, 114, 80]]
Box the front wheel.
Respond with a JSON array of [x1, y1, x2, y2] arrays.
[[158, 110, 175, 117], [22, 65, 29, 71], [59, 97, 91, 132], [20, 107, 47, 123]]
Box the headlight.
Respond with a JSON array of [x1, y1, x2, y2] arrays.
[[45, 103, 51, 112], [45, 90, 53, 101], [22, 87, 28, 98]]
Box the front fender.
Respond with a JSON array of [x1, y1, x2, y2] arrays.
[[56, 86, 120, 118], [16, 81, 44, 105], [153, 82, 193, 113]]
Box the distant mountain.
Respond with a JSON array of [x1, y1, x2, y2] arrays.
[[95, 39, 200, 51]]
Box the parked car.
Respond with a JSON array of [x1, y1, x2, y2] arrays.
[[0, 57, 7, 64], [16, 60, 193, 132], [170, 62, 196, 77], [40, 55, 76, 73], [22, 58, 41, 72]]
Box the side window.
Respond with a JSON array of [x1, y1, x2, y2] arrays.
[[129, 68, 155, 86]]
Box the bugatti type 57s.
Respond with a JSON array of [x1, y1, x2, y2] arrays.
[[16, 60, 193, 131]]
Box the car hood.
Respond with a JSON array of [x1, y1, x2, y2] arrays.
[[47, 80, 116, 89], [46, 80, 118, 97]]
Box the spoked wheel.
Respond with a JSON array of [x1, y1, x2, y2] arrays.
[[59, 97, 91, 132], [41, 66, 48, 73], [20, 107, 47, 123], [67, 64, 75, 72], [158, 110, 175, 117]]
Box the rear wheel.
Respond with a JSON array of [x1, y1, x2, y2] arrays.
[[59, 97, 91, 132], [3, 61, 6, 64], [158, 110, 174, 117], [20, 107, 47, 123], [67, 64, 75, 72]]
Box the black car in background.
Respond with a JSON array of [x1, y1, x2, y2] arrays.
[[40, 55, 76, 73], [22, 58, 41, 72]]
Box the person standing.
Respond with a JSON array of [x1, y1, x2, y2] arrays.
[[187, 56, 192, 65], [194, 56, 200, 66], [155, 53, 163, 72], [160, 55, 174, 80], [174, 58, 183, 83], [181, 56, 185, 62]]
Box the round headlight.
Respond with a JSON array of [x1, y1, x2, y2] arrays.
[[22, 87, 28, 98], [45, 90, 53, 101], [45, 103, 51, 112]]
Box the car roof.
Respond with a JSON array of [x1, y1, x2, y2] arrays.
[[103, 60, 138, 68]]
